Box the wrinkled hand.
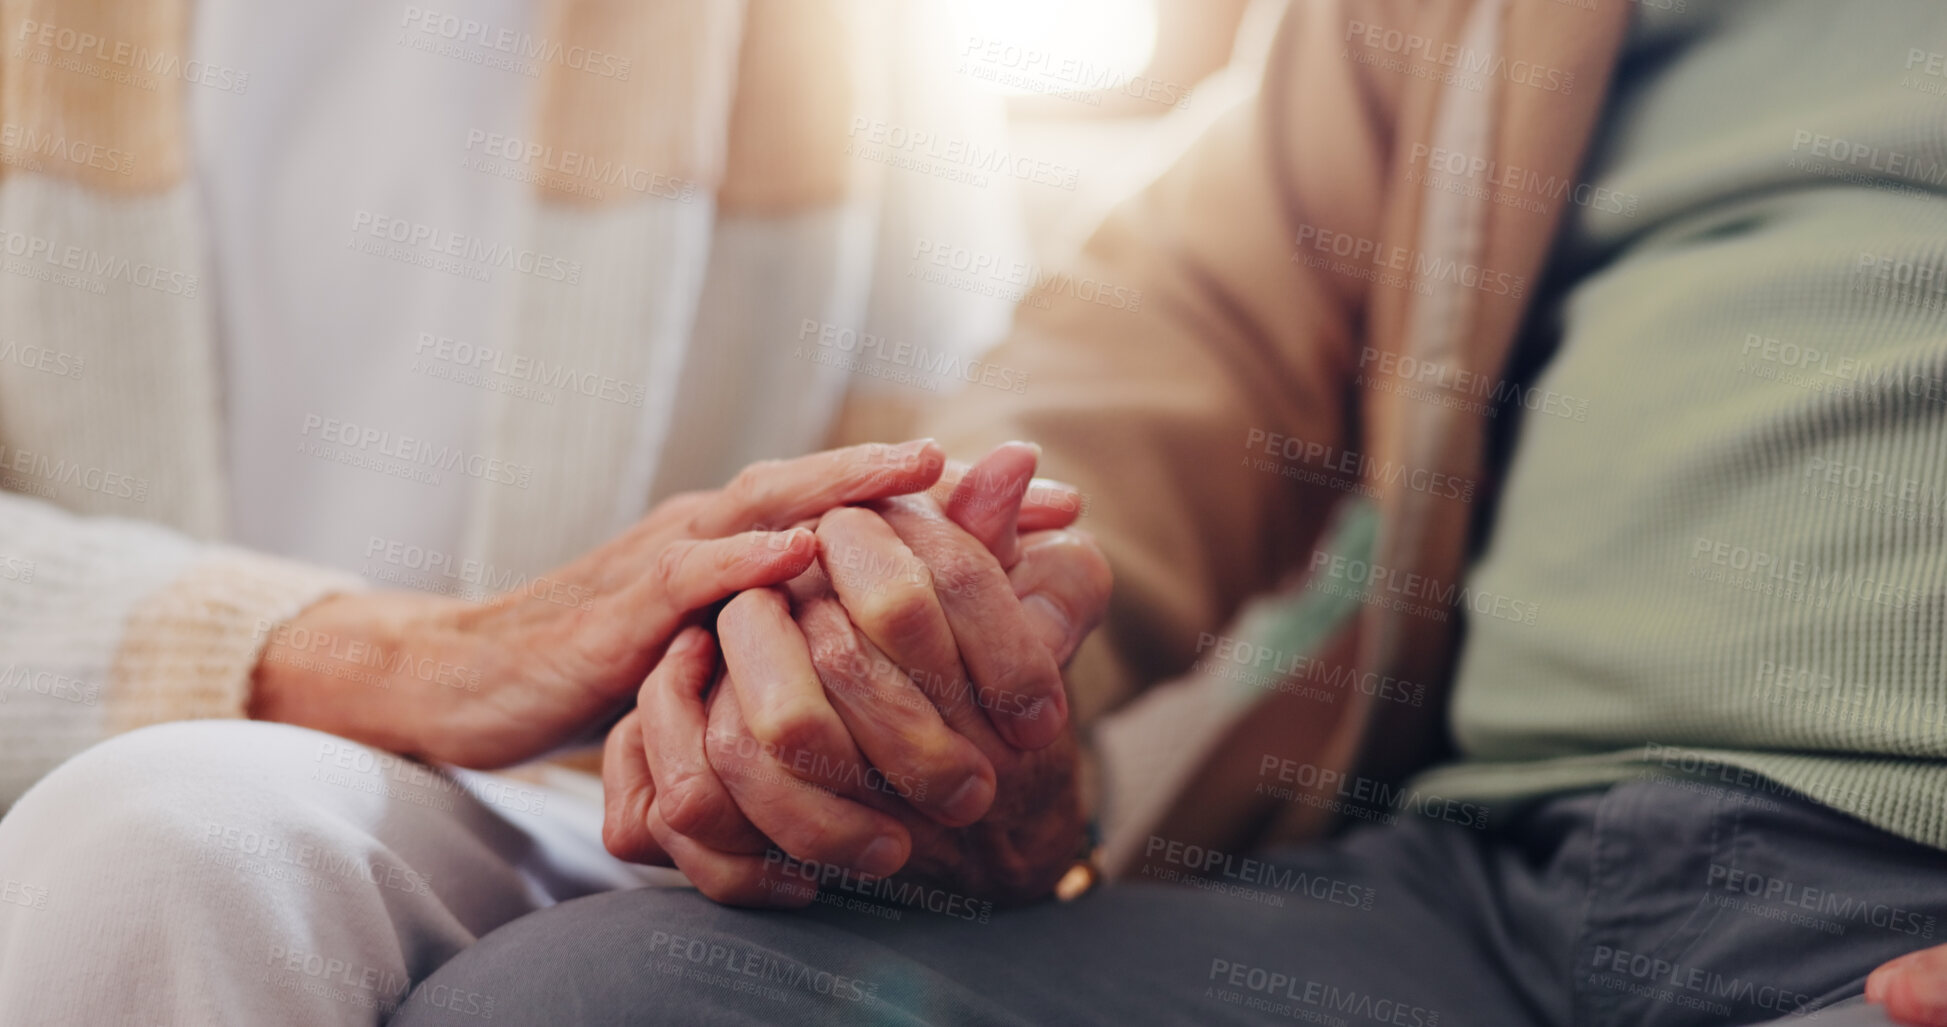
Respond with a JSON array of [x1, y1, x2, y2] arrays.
[[253, 441, 948, 768], [602, 444, 1111, 906], [1869, 946, 1947, 1025]]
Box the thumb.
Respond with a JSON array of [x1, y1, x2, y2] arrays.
[[942, 441, 1039, 568], [1009, 529, 1112, 665], [1871, 946, 1947, 1026]]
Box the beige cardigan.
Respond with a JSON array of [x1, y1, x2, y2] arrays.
[[906, 0, 1634, 864], [0, 0, 934, 802]]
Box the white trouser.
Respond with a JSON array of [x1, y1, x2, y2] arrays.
[[0, 720, 676, 1026]]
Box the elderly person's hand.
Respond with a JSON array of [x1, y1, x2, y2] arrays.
[[1869, 945, 1947, 1025], [249, 441, 952, 769], [602, 444, 1112, 905]]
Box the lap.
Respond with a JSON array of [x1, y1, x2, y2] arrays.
[[392, 778, 1940, 1027], [388, 800, 1574, 1027]]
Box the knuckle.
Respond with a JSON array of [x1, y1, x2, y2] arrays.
[[656, 491, 712, 530], [774, 817, 838, 863], [749, 697, 833, 763], [817, 504, 877, 538], [1080, 551, 1113, 612], [929, 549, 992, 602], [852, 582, 937, 647], [805, 623, 874, 695], [654, 540, 691, 584], [985, 650, 1055, 704], [898, 732, 975, 786], [726, 461, 785, 521], [601, 814, 650, 863], [703, 726, 755, 779], [657, 776, 728, 839]]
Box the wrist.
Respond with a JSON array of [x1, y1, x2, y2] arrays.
[[249, 590, 462, 757]]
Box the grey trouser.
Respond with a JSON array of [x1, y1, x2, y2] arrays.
[[389, 777, 1941, 1026]]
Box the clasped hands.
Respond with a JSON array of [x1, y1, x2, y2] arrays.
[[597, 440, 1109, 907], [255, 438, 1107, 907]]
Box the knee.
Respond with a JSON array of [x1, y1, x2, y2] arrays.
[[0, 720, 359, 877], [394, 890, 875, 1025]]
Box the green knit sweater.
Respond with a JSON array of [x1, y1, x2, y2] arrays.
[[1408, 0, 1947, 848]]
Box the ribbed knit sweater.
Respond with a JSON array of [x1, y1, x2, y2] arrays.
[[1412, 0, 1947, 848]]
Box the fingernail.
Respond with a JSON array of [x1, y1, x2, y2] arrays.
[[859, 836, 905, 877], [1866, 968, 1890, 1004], [942, 775, 994, 825]]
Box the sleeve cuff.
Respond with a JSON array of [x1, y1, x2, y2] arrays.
[[104, 548, 366, 733]]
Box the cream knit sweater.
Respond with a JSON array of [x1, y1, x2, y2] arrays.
[[0, 0, 1026, 805]]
